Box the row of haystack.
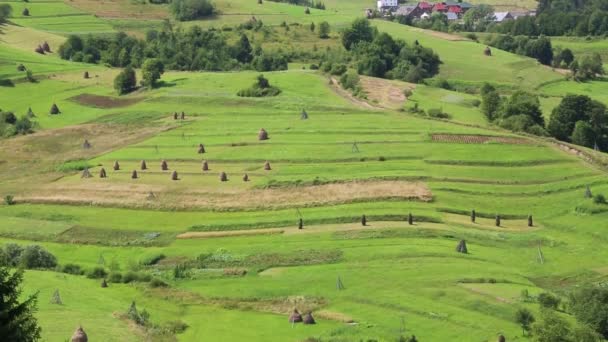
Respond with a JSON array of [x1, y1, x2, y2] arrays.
[[85, 160, 272, 181], [173, 112, 186, 120], [289, 309, 315, 324], [470, 209, 533, 227], [35, 41, 51, 55]]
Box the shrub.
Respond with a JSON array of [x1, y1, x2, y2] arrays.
[[403, 88, 413, 97], [594, 194, 606, 204], [108, 272, 123, 283], [537, 292, 561, 309], [61, 263, 84, 275], [87, 266, 108, 279], [19, 245, 57, 269], [330, 63, 347, 75], [139, 253, 165, 266], [428, 108, 450, 119], [114, 66, 137, 95], [237, 75, 281, 97], [4, 195, 15, 205], [170, 0, 214, 21], [149, 278, 169, 288], [309, 64, 319, 70]]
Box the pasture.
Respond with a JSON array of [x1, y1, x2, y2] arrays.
[[0, 1, 608, 341]]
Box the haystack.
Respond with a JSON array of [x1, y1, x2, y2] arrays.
[[84, 71, 89, 79], [82, 139, 91, 149], [289, 309, 303, 323], [202, 160, 209, 171], [26, 107, 35, 118], [456, 239, 468, 254], [22, 8, 29, 16], [17, 64, 26, 71], [495, 215, 501, 227], [258, 128, 269, 141], [50, 103, 60, 115], [585, 185, 592, 198], [243, 173, 249, 182], [471, 209, 476, 223], [301, 109, 308, 120], [528, 215, 533, 227], [140, 160, 147, 170], [303, 312, 316, 325], [264, 161, 271, 170], [220, 172, 228, 182], [173, 112, 178, 120], [298, 218, 303, 230], [131, 170, 138, 179], [171, 170, 178, 180], [35, 45, 44, 54], [50, 289, 62, 304], [99, 168, 107, 178], [161, 160, 168, 171], [361, 215, 367, 226], [181, 111, 185, 120], [484, 46, 492, 56], [42, 41, 51, 53], [497, 335, 506, 342], [71, 326, 88, 342], [113, 161, 120, 171], [408, 213, 413, 225], [101, 279, 108, 288], [198, 144, 205, 154], [81, 168, 92, 178]]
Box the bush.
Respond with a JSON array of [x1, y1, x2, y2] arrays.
[[19, 245, 57, 269], [61, 263, 84, 275], [428, 108, 450, 119], [330, 63, 347, 75], [87, 266, 108, 279], [114, 66, 137, 95], [4, 195, 15, 205], [149, 278, 169, 288], [309, 64, 319, 70], [139, 253, 165, 266], [237, 74, 281, 97], [537, 292, 561, 309], [594, 194, 606, 204], [108, 272, 123, 283], [170, 0, 214, 21]]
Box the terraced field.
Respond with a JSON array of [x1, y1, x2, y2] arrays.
[[1, 1, 608, 341]]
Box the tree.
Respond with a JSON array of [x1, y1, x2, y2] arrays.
[[141, 58, 164, 88], [310, 22, 315, 32], [532, 309, 571, 342], [515, 308, 535, 336], [571, 53, 604, 81], [113, 66, 137, 95], [480, 84, 501, 121], [0, 267, 42, 341], [500, 90, 544, 126], [571, 121, 596, 148], [462, 4, 495, 31], [318, 21, 330, 39], [234, 34, 253, 64], [170, 0, 214, 21], [538, 292, 561, 309], [548, 95, 607, 145], [0, 4, 11, 24], [342, 18, 375, 50], [569, 286, 608, 338]]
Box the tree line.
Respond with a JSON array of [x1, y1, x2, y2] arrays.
[[265, 0, 326, 10], [57, 25, 288, 74], [481, 84, 608, 150]]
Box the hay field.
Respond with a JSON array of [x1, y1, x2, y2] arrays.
[[0, 2, 608, 341]]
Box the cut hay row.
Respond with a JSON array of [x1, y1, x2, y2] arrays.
[[431, 134, 531, 145], [177, 228, 285, 239]]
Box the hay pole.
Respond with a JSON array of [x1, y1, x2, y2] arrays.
[[537, 241, 545, 264]]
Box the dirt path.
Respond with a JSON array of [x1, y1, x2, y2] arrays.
[[328, 77, 383, 110]]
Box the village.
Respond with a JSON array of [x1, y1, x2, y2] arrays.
[[371, 0, 536, 23]]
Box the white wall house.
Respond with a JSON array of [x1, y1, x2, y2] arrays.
[[377, 0, 398, 10]]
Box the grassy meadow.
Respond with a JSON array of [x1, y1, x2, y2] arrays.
[[0, 1, 608, 341]]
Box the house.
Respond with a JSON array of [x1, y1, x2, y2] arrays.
[[433, 2, 448, 12], [395, 5, 418, 17], [447, 5, 462, 15], [418, 1, 433, 12], [493, 11, 514, 22], [446, 12, 459, 20], [377, 0, 398, 10]]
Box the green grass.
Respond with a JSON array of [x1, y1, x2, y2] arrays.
[[0, 5, 607, 342]]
